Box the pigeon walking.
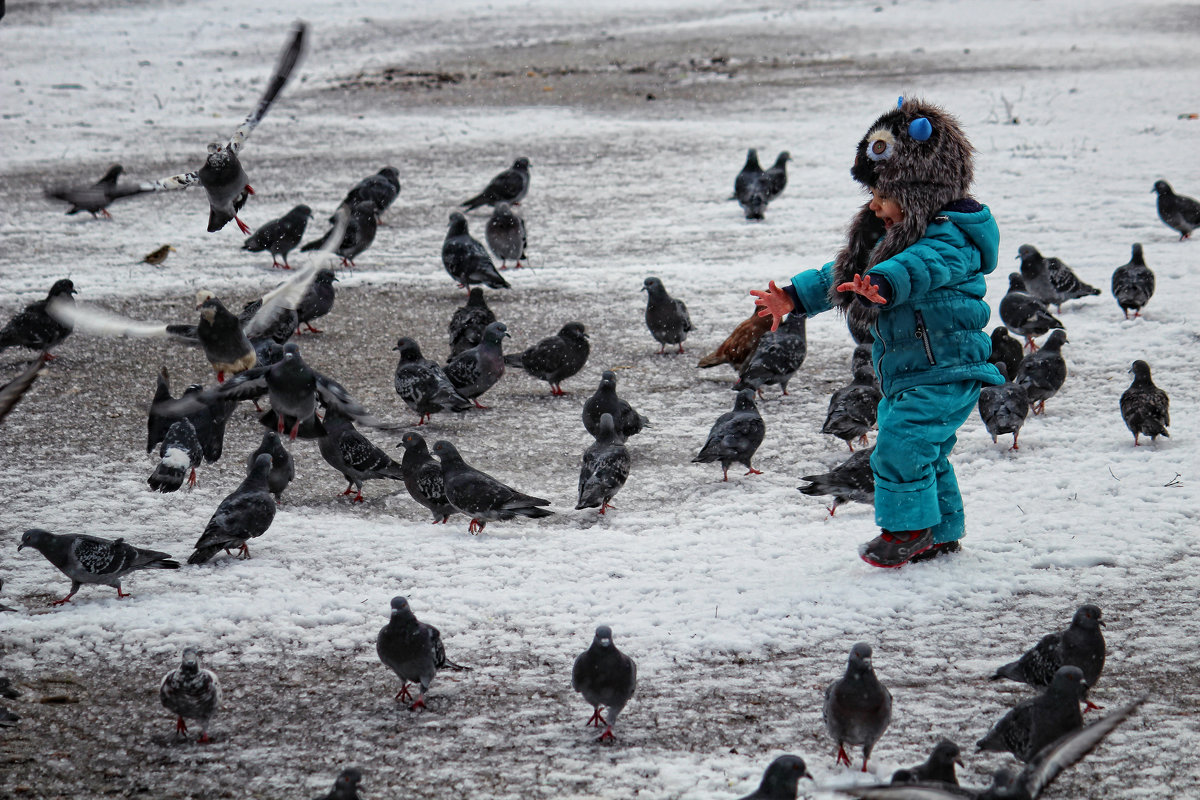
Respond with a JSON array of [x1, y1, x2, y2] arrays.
[[1016, 245, 1100, 311], [987, 326, 1024, 380], [694, 389, 765, 481], [485, 202, 527, 269], [295, 269, 338, 333], [147, 368, 236, 464], [314, 768, 364, 800], [736, 755, 812, 800], [576, 413, 631, 514], [148, 418, 203, 493], [461, 157, 531, 211], [583, 370, 649, 441], [0, 352, 48, 426], [432, 440, 553, 533], [977, 666, 1086, 763], [317, 407, 405, 502], [892, 739, 962, 785], [337, 166, 400, 218], [18, 528, 179, 605], [763, 151, 790, 201], [824, 642, 892, 772], [398, 432, 457, 524], [734, 148, 769, 220], [978, 362, 1030, 450], [643, 277, 692, 354], [733, 312, 807, 396], [821, 361, 881, 450], [242, 204, 312, 269], [0, 279, 76, 357], [249, 431, 294, 502], [991, 605, 1105, 709], [448, 288, 497, 356], [1120, 360, 1170, 445], [697, 311, 772, 370], [187, 454, 277, 563], [1013, 329, 1067, 415], [394, 337, 472, 424], [301, 201, 377, 267], [572, 625, 637, 742], [999, 274, 1063, 352], [160, 648, 221, 743], [444, 321, 509, 408], [1152, 179, 1200, 240], [799, 446, 875, 516], [376, 596, 467, 711], [504, 321, 590, 396], [443, 212, 510, 290], [44, 164, 151, 219], [1111, 243, 1155, 319]]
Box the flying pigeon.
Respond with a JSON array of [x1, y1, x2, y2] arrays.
[[398, 432, 457, 524], [583, 370, 649, 441], [147, 368, 236, 464], [1152, 179, 1200, 240], [295, 269, 338, 334], [694, 388, 765, 481], [504, 321, 590, 396], [148, 418, 203, 493], [187, 454, 277, 563], [242, 204, 313, 269], [485, 202, 527, 269], [238, 295, 297, 346], [572, 625, 637, 742], [734, 149, 770, 220], [141, 24, 308, 233], [1016, 245, 1100, 311], [576, 413, 631, 514], [317, 407, 405, 502], [892, 740, 963, 786], [1013, 330, 1067, 415], [166, 291, 257, 382], [314, 768, 364, 800], [376, 596, 467, 711], [143, 245, 177, 265], [799, 446, 875, 516], [734, 312, 807, 396], [992, 605, 1105, 710], [249, 430, 294, 502], [0, 279, 76, 357], [336, 166, 400, 219], [393, 337, 472, 424], [1110, 243, 1154, 319], [977, 362, 1030, 450], [444, 321, 509, 408], [763, 151, 791, 201], [999, 274, 1063, 352], [821, 361, 881, 450], [443, 212, 510, 290], [18, 528, 179, 605], [44, 164, 151, 219], [461, 157, 531, 211], [824, 642, 892, 772], [736, 755, 812, 800], [697, 310, 772, 370], [987, 326, 1024, 380], [301, 201, 377, 267], [431, 440, 553, 533], [643, 277, 692, 354], [160, 647, 221, 743], [978, 666, 1086, 763], [0, 352, 49, 426], [1120, 360, 1170, 445], [448, 287, 497, 356]]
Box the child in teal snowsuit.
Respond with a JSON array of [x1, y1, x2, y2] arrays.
[[753, 98, 1003, 567]]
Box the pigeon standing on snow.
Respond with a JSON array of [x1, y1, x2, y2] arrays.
[[736, 755, 812, 800], [763, 151, 790, 201], [576, 413, 631, 514], [166, 291, 257, 382], [643, 277, 692, 354], [376, 596, 467, 711], [0, 352, 48, 426], [448, 288, 497, 356], [18, 528, 179, 605], [393, 337, 472, 424], [694, 388, 765, 481], [999, 274, 1063, 352], [147, 369, 236, 464], [733, 312, 807, 396], [485, 202, 527, 269], [160, 648, 221, 743], [583, 370, 649, 441], [892, 739, 962, 785], [1152, 179, 1200, 240], [991, 605, 1105, 710], [1120, 360, 1170, 445], [444, 321, 509, 408], [461, 157, 531, 211], [0, 279, 76, 357], [987, 325, 1024, 380], [1016, 245, 1100, 311], [44, 164, 152, 218], [572, 625, 637, 742], [295, 269, 338, 333], [504, 321, 590, 396], [798, 446, 875, 516], [241, 204, 312, 269], [148, 418, 203, 493], [432, 440, 553, 534], [824, 642, 892, 772], [977, 665, 1086, 763], [301, 201, 377, 267], [978, 362, 1030, 450], [1110, 243, 1155, 319], [187, 454, 277, 563], [249, 431, 294, 502], [697, 311, 773, 370], [316, 407, 404, 502], [337, 166, 400, 218], [313, 768, 364, 800], [821, 361, 881, 450], [443, 212, 510, 290], [398, 432, 457, 524], [1013, 329, 1068, 415], [734, 148, 770, 220]]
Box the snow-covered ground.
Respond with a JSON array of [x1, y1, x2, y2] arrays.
[[1, 0, 1198, 797]]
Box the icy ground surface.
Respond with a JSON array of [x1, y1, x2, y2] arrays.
[[0, 0, 1198, 797]]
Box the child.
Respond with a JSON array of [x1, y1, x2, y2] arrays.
[[752, 97, 1003, 568]]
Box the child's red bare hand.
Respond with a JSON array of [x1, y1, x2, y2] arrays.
[[835, 273, 887, 305], [749, 280, 795, 332]]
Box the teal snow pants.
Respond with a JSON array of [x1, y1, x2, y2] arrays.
[[869, 380, 982, 544]]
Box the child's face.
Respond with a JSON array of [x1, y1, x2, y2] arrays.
[[869, 190, 904, 229]]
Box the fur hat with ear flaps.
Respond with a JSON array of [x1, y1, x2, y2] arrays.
[[831, 97, 976, 318]]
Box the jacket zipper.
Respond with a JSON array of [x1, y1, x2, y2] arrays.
[[914, 310, 936, 365]]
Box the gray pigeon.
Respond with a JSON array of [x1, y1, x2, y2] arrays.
[[1153, 179, 1200, 240], [316, 407, 405, 503], [824, 642, 892, 772], [443, 212, 510, 290], [444, 321, 509, 408], [1110, 243, 1154, 319], [296, 269, 338, 334], [44, 164, 151, 219], [576, 414, 631, 514], [763, 151, 790, 201], [892, 740, 962, 786], [238, 295, 297, 346], [504, 321, 590, 396], [999, 274, 1063, 352], [398, 432, 457, 524], [147, 368, 236, 464], [694, 389, 765, 481], [821, 362, 881, 450], [992, 605, 1105, 709], [583, 370, 649, 441], [148, 418, 203, 493], [643, 277, 692, 354], [187, 454, 277, 563], [978, 362, 1030, 450], [314, 768, 364, 800], [241, 204, 312, 269], [978, 666, 1086, 763], [1013, 329, 1067, 415], [737, 755, 812, 800], [799, 446, 875, 516], [431, 440, 553, 534], [159, 648, 221, 743], [448, 288, 497, 356], [1120, 360, 1169, 445], [0, 279, 76, 356], [485, 202, 527, 269], [734, 312, 807, 396], [165, 291, 257, 382], [462, 157, 531, 211], [394, 337, 473, 424], [734, 149, 769, 220], [0, 352, 48, 426], [338, 165, 401, 217], [987, 326, 1024, 380], [301, 201, 377, 267], [249, 430, 294, 502], [572, 625, 637, 742], [1016, 245, 1100, 311], [18, 528, 179, 605], [376, 596, 467, 711]]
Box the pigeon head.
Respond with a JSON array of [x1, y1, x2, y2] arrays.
[[642, 276, 665, 296], [333, 768, 363, 791], [17, 528, 53, 552], [743, 148, 762, 169], [1043, 329, 1068, 349], [388, 597, 418, 625], [399, 432, 428, 453], [848, 641, 874, 670], [466, 287, 487, 307], [431, 440, 462, 463], [595, 413, 617, 441], [593, 625, 614, 647], [282, 342, 302, 360], [290, 204, 313, 218], [1074, 604, 1104, 629], [1007, 273, 1027, 292], [99, 164, 124, 183], [179, 647, 201, 676], [493, 202, 515, 219], [447, 212, 470, 236], [379, 166, 400, 183], [1152, 180, 1171, 195], [481, 321, 509, 344], [600, 370, 618, 384], [930, 738, 963, 766], [1049, 665, 1086, 695], [994, 361, 1009, 381], [389, 596, 410, 614], [559, 322, 588, 341], [392, 337, 422, 361], [260, 431, 288, 458], [245, 453, 273, 487], [772, 151, 791, 167], [1128, 360, 1152, 381], [512, 157, 531, 172], [1016, 243, 1042, 267], [757, 755, 812, 795], [733, 388, 759, 412], [48, 279, 77, 298], [314, 268, 338, 285], [1130, 242, 1144, 263]]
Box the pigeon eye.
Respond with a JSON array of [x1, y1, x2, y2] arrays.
[[865, 130, 895, 162]]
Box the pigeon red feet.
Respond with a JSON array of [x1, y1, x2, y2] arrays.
[[341, 483, 356, 497], [598, 725, 615, 742], [289, 420, 301, 441], [197, 732, 210, 744], [100, 208, 113, 220], [236, 543, 251, 559], [409, 696, 426, 711], [175, 716, 188, 734], [744, 467, 763, 476], [598, 501, 616, 515], [677, 344, 685, 354], [188, 469, 197, 488], [116, 587, 131, 599], [1085, 699, 1104, 712], [835, 744, 851, 767], [472, 399, 490, 409], [235, 217, 252, 235], [586, 707, 607, 727], [395, 683, 413, 703], [722, 468, 729, 482], [50, 593, 76, 607], [352, 491, 365, 503], [303, 323, 323, 334], [1024, 337, 1040, 352], [1010, 433, 1020, 451], [217, 371, 226, 383], [271, 259, 291, 270], [245, 184, 255, 195], [468, 518, 487, 534], [549, 384, 568, 396]]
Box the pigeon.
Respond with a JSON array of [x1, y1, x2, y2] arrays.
[[833, 698, 1144, 800], [148, 418, 203, 493], [697, 311, 772, 370], [1152, 179, 1200, 240], [977, 666, 1086, 763], [821, 361, 882, 450], [1016, 245, 1100, 311], [242, 204, 313, 269], [485, 202, 527, 269], [187, 454, 277, 563], [824, 642, 892, 772], [165, 291, 257, 382], [1111, 243, 1155, 319], [734, 148, 770, 220], [432, 440, 553, 534], [999, 274, 1063, 352], [398, 432, 457, 524], [576, 413, 631, 514], [238, 295, 297, 346], [448, 288, 497, 356], [249, 431, 294, 502], [146, 369, 236, 464], [643, 277, 692, 354], [0, 279, 76, 357], [850, 343, 876, 380], [504, 321, 590, 396], [443, 212, 510, 290], [444, 321, 509, 408], [317, 407, 405, 502], [892, 740, 963, 786], [694, 388, 766, 481], [736, 755, 812, 800], [0, 352, 48, 426], [1013, 329, 1068, 415], [992, 605, 1106, 710], [583, 370, 650, 441], [142, 245, 177, 265], [18, 528, 179, 605], [987, 326, 1024, 380], [977, 362, 1030, 450], [572, 625, 637, 742], [1120, 360, 1170, 446], [301, 201, 377, 267], [799, 446, 875, 516], [461, 157, 531, 211], [160, 648, 221, 743], [44, 164, 151, 218], [393, 337, 473, 424], [734, 312, 807, 396], [295, 269, 338, 333], [141, 24, 307, 233], [376, 596, 467, 711], [763, 151, 791, 201], [314, 768, 365, 800], [336, 166, 401, 218]]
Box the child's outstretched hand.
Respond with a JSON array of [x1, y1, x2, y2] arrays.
[[836, 273, 887, 305], [750, 280, 795, 332]]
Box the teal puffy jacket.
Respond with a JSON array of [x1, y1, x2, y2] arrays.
[[790, 205, 1005, 397]]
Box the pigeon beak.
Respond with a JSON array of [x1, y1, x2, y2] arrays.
[[1099, 619, 1106, 627], [803, 770, 814, 780], [599, 638, 611, 646], [955, 757, 965, 767], [16, 544, 25, 551]]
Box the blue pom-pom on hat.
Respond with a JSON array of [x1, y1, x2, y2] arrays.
[[908, 117, 932, 141]]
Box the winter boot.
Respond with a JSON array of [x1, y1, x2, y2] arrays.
[[858, 528, 934, 568]]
